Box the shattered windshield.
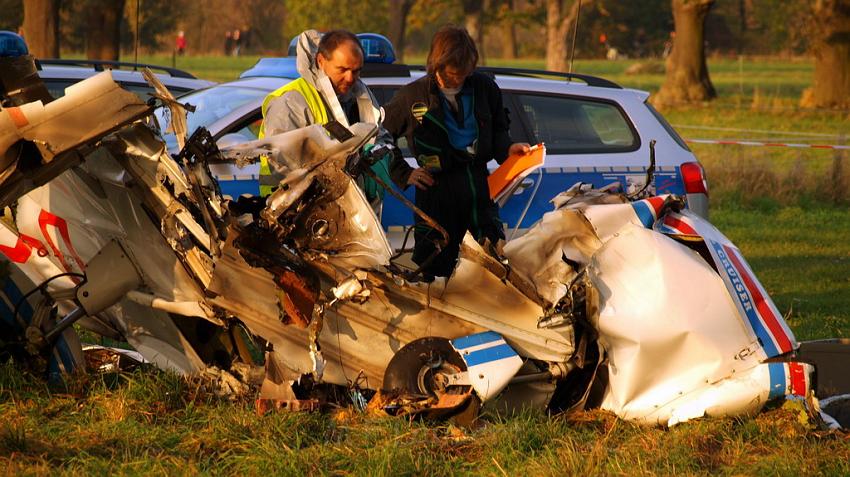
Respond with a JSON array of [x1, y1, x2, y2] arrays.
[[153, 85, 268, 151]]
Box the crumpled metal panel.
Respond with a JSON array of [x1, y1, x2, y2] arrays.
[[591, 223, 771, 424], [1, 133, 210, 374], [0, 71, 148, 160], [503, 208, 601, 307]]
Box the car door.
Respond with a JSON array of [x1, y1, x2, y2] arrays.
[[500, 91, 693, 233]]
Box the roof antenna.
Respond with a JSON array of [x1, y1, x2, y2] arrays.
[[133, 0, 140, 68], [567, 0, 583, 79]]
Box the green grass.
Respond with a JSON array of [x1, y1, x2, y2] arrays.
[[2, 361, 849, 475]]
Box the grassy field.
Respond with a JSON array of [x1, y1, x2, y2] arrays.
[[3, 56, 848, 474]]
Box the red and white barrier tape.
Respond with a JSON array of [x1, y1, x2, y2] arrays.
[[686, 139, 850, 150], [674, 124, 844, 139]]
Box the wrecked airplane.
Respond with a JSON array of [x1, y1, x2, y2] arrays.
[[0, 69, 848, 427]]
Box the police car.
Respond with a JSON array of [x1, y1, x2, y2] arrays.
[[36, 59, 215, 101], [153, 33, 709, 237], [0, 30, 213, 102]]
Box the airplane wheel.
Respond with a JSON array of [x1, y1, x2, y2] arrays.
[[383, 337, 468, 399]]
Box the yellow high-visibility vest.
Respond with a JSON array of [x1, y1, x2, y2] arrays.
[[258, 78, 329, 197]]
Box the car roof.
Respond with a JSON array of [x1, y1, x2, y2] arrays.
[[207, 76, 292, 91], [218, 68, 649, 103], [365, 70, 651, 103], [37, 63, 215, 91], [489, 74, 650, 103]]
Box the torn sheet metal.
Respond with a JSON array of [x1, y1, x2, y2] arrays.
[[503, 207, 601, 307], [0, 71, 150, 205], [220, 123, 392, 270], [0, 71, 146, 159]]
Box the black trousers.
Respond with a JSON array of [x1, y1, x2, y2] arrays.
[[411, 163, 504, 277]]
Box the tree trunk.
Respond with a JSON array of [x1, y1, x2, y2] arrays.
[[388, 0, 415, 62], [463, 0, 485, 64], [500, 0, 517, 59], [545, 0, 589, 72], [22, 0, 60, 58], [85, 0, 126, 61], [800, 0, 850, 109], [653, 0, 717, 107]]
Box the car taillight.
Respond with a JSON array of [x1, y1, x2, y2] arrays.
[[681, 162, 708, 196]]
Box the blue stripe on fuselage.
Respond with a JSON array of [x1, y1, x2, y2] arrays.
[[631, 201, 655, 228], [451, 331, 503, 351], [462, 343, 517, 367], [768, 363, 787, 400]]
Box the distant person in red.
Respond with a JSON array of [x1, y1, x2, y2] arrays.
[[176, 30, 187, 55], [599, 32, 608, 57]]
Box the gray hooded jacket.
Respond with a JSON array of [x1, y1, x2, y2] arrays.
[[263, 29, 393, 149]]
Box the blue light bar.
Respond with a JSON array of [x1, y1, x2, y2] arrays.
[[286, 32, 395, 64], [0, 31, 28, 58], [357, 33, 396, 64], [245, 32, 397, 79]]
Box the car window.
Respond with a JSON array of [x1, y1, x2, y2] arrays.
[[155, 85, 269, 150], [515, 94, 638, 154], [502, 93, 530, 145], [42, 79, 75, 99]]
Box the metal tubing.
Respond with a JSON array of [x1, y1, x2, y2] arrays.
[[43, 307, 86, 343]]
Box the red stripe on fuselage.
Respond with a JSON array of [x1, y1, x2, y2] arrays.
[[663, 215, 698, 235], [0, 234, 47, 263], [38, 210, 86, 272], [647, 196, 665, 216], [788, 362, 807, 396], [723, 245, 793, 353]]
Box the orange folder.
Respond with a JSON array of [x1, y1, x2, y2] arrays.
[[488, 143, 546, 204]]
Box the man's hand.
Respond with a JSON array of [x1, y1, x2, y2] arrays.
[[407, 167, 435, 190], [508, 142, 532, 157]]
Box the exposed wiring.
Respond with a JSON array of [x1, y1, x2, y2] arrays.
[[12, 272, 85, 330], [628, 139, 656, 200]]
